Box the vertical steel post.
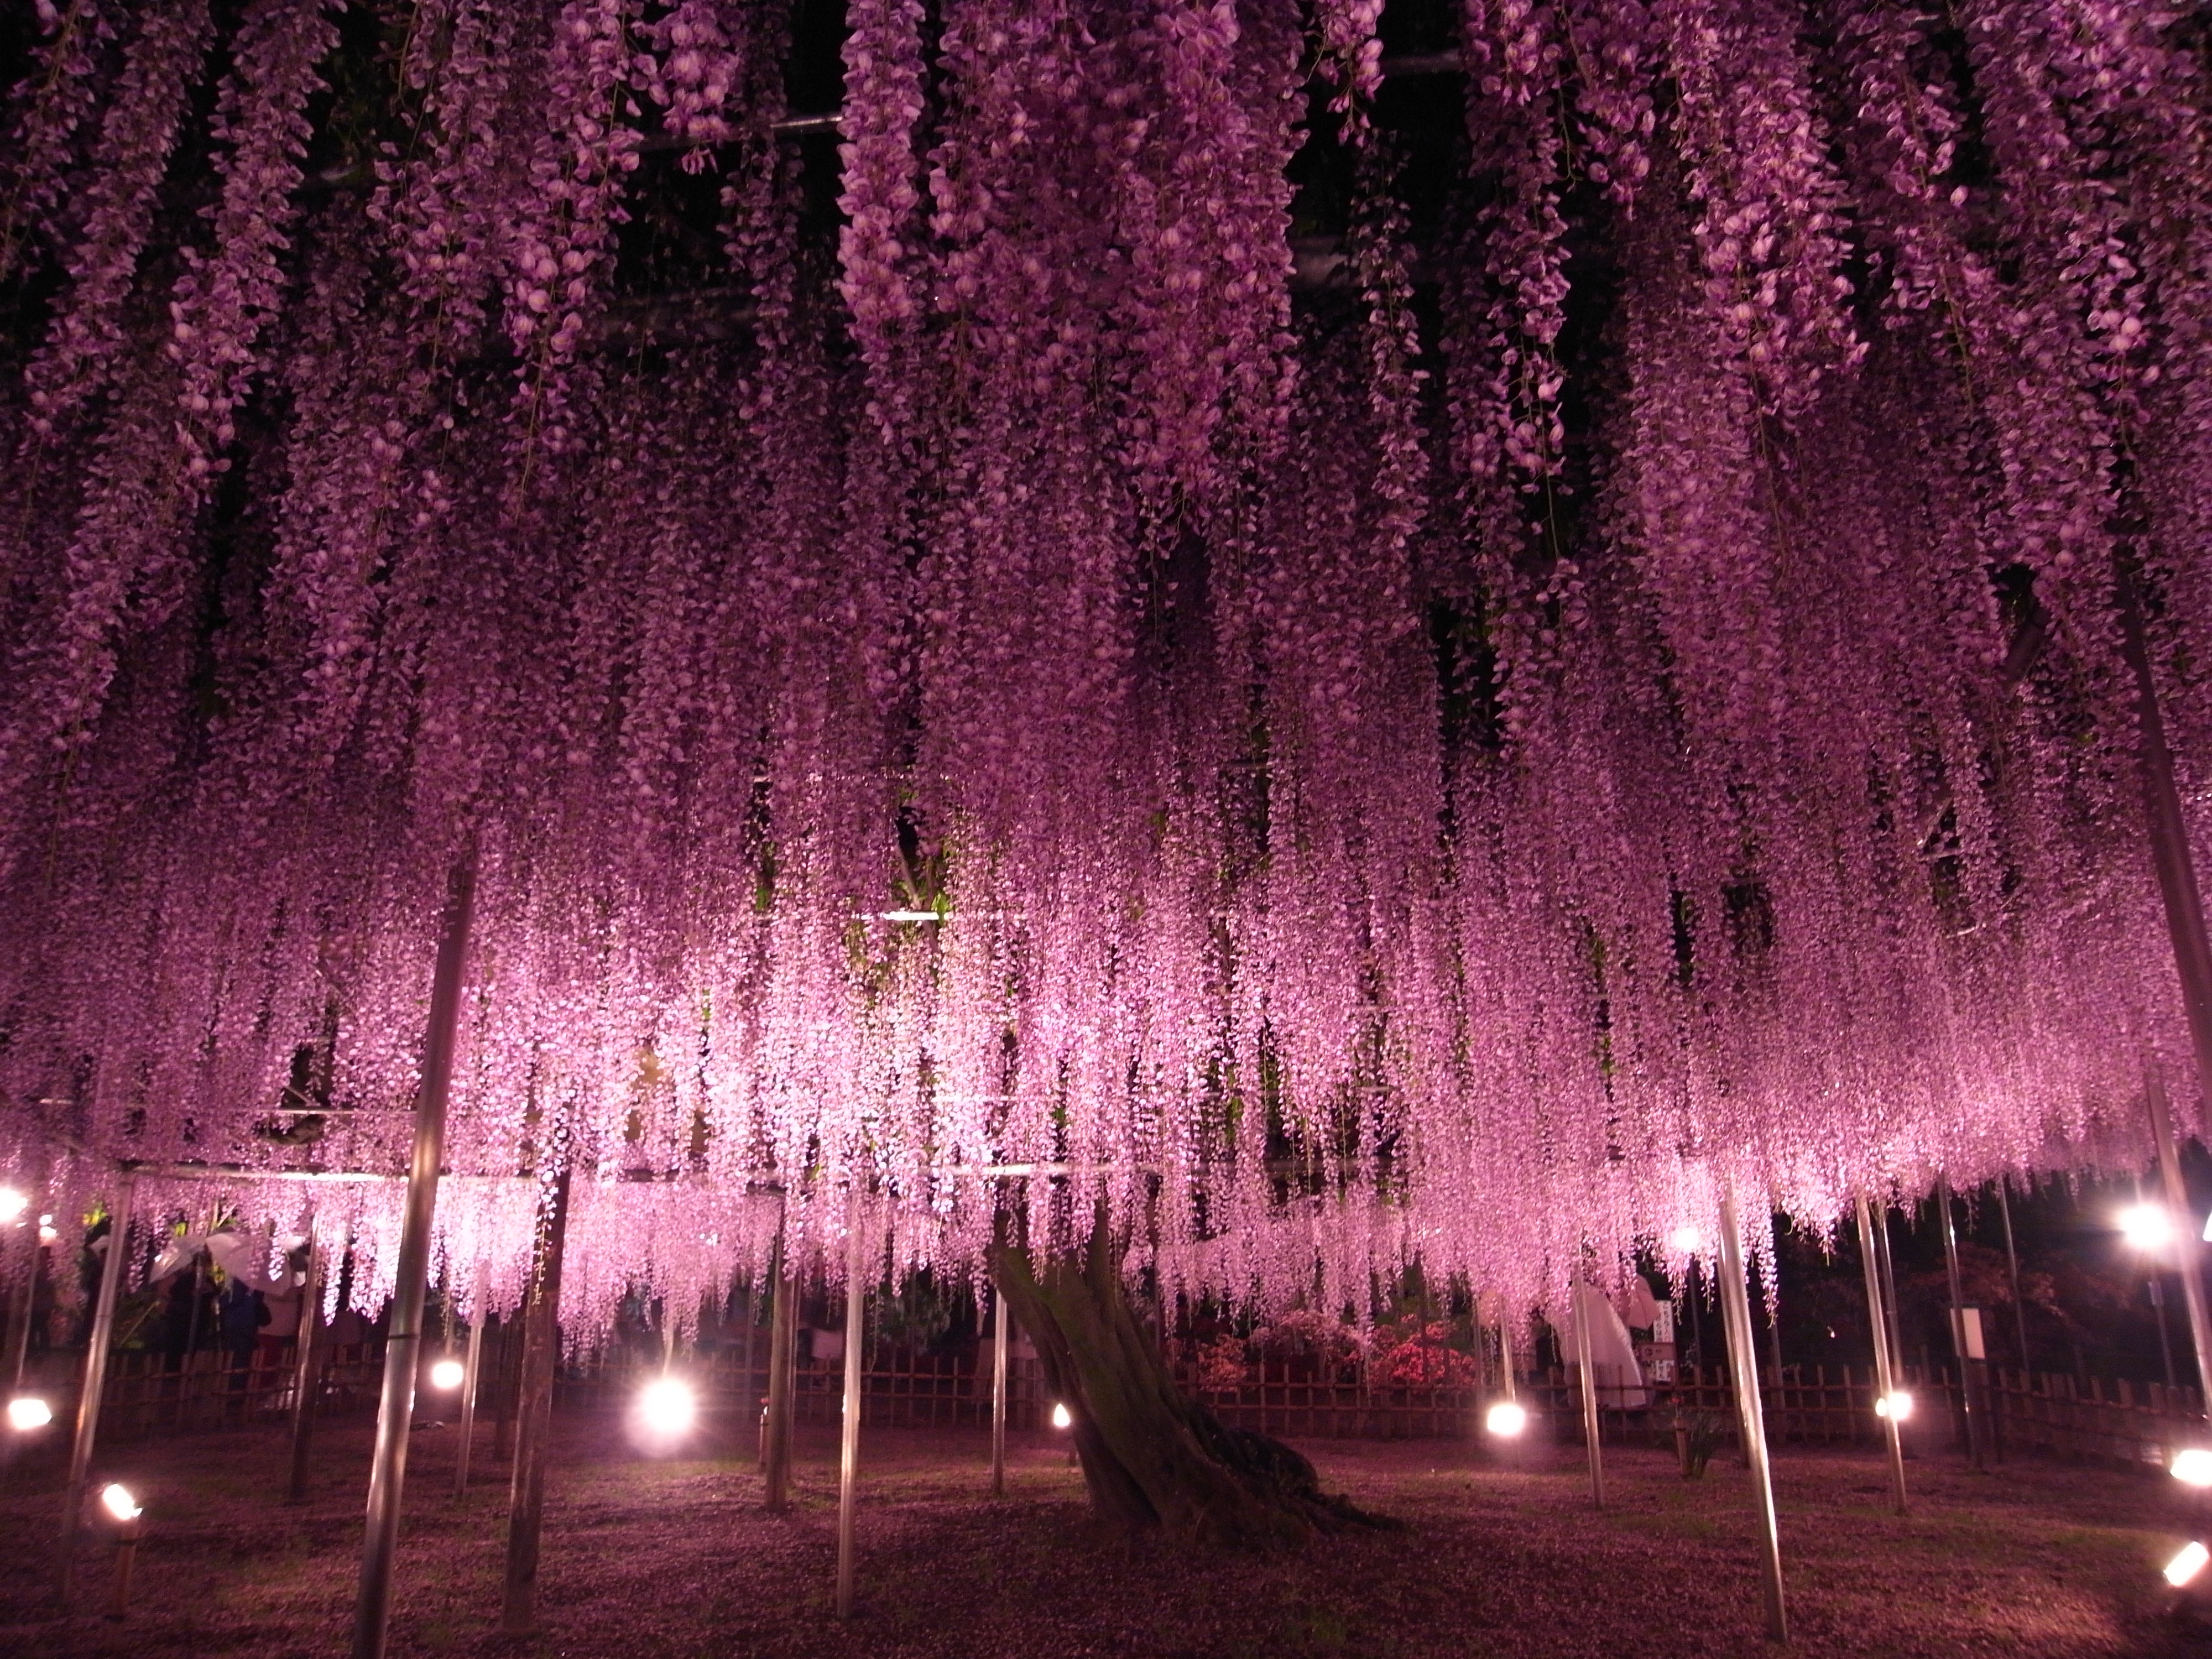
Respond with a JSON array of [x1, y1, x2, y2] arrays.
[[4, 1176, 41, 1398], [58, 1172, 135, 1601], [286, 1232, 324, 1504], [352, 860, 476, 1659], [763, 1229, 796, 1509], [2119, 568, 2212, 1147], [1498, 1302, 1519, 1400], [0, 1183, 41, 1486], [1994, 1180, 2033, 1380], [989, 1286, 1009, 1496], [503, 1156, 572, 1634], [1718, 1190, 1788, 1643], [1934, 1176, 1985, 1468], [454, 1262, 488, 1499], [1572, 1281, 1605, 1509], [1871, 1206, 1906, 1379], [1854, 1194, 1908, 1515], [835, 1203, 867, 1621], [2146, 1065, 2212, 1417]]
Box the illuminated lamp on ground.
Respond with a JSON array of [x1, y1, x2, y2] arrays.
[[428, 1358, 466, 1391], [2120, 1203, 2176, 1254], [6, 1395, 52, 1431], [0, 1187, 25, 1223], [1051, 1402, 1072, 1430], [1873, 1391, 1914, 1423], [2168, 1541, 2209, 1589], [98, 1484, 145, 1621], [2174, 1449, 2212, 1489], [1668, 1226, 1702, 1254], [1485, 1401, 1529, 1438], [627, 1376, 698, 1455]]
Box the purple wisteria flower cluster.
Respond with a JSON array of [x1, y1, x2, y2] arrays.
[[0, 0, 2205, 1337]]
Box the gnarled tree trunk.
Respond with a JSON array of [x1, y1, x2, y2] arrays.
[[989, 1220, 1389, 1547]]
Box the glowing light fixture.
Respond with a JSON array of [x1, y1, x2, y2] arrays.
[[1668, 1225, 1702, 1254], [2174, 1449, 2212, 1488], [1873, 1390, 1914, 1423], [0, 1187, 25, 1223], [1485, 1401, 1529, 1438], [99, 1483, 141, 1524], [878, 910, 944, 924], [6, 1396, 52, 1431], [429, 1358, 466, 1391], [2168, 1541, 2210, 1588], [2120, 1202, 2176, 1253], [2202, 1209, 2212, 1244], [37, 1213, 55, 1244], [637, 1376, 697, 1438], [1051, 1402, 1072, 1430]]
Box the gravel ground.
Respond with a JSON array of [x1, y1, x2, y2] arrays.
[[2, 1412, 2206, 1657]]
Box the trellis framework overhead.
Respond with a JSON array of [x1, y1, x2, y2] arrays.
[[1, 0, 2209, 1329]]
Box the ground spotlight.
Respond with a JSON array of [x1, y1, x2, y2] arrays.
[[1485, 1400, 1529, 1438], [1051, 1401, 1072, 1430], [0, 1186, 25, 1223], [429, 1358, 466, 1391], [99, 1483, 141, 1524], [2168, 1541, 2210, 1589], [2175, 1449, 2212, 1488], [2120, 1202, 2176, 1253], [1874, 1390, 1914, 1423], [1668, 1225, 1701, 1254], [6, 1395, 52, 1431], [627, 1376, 697, 1453]]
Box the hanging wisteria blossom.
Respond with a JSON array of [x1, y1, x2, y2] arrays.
[[0, 0, 2206, 1340]]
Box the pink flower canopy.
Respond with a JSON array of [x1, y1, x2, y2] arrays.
[[0, 0, 2206, 1332]]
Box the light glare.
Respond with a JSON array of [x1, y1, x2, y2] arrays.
[[6, 1395, 51, 1431], [2168, 1541, 2210, 1588], [0, 1187, 25, 1223], [1668, 1225, 1701, 1254], [1051, 1402, 1072, 1430], [1485, 1400, 1529, 1438], [2120, 1202, 2176, 1253], [2174, 1449, 2212, 1488], [1874, 1390, 1914, 1423], [429, 1358, 466, 1391], [98, 1483, 140, 1523], [637, 1376, 697, 1438]]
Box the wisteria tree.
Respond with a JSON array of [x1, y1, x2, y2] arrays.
[[1, 0, 2209, 1537]]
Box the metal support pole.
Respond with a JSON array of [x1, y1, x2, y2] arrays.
[[1717, 1189, 1788, 1644], [1498, 1302, 1519, 1400], [286, 1232, 324, 1504], [1935, 1176, 1985, 1468], [989, 1286, 1009, 1496], [502, 1157, 572, 1635], [454, 1262, 488, 1499], [1995, 1180, 2032, 1380], [1572, 1281, 1605, 1509], [2147, 1064, 2212, 1417], [1854, 1194, 1908, 1516], [0, 1193, 39, 1486], [4, 1185, 39, 1397], [1871, 1206, 1906, 1380], [835, 1205, 867, 1621], [763, 1232, 796, 1510], [353, 860, 476, 1659], [59, 1172, 135, 1601], [2119, 566, 2212, 1144]]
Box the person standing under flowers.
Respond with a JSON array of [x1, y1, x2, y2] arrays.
[[213, 1269, 268, 1417]]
